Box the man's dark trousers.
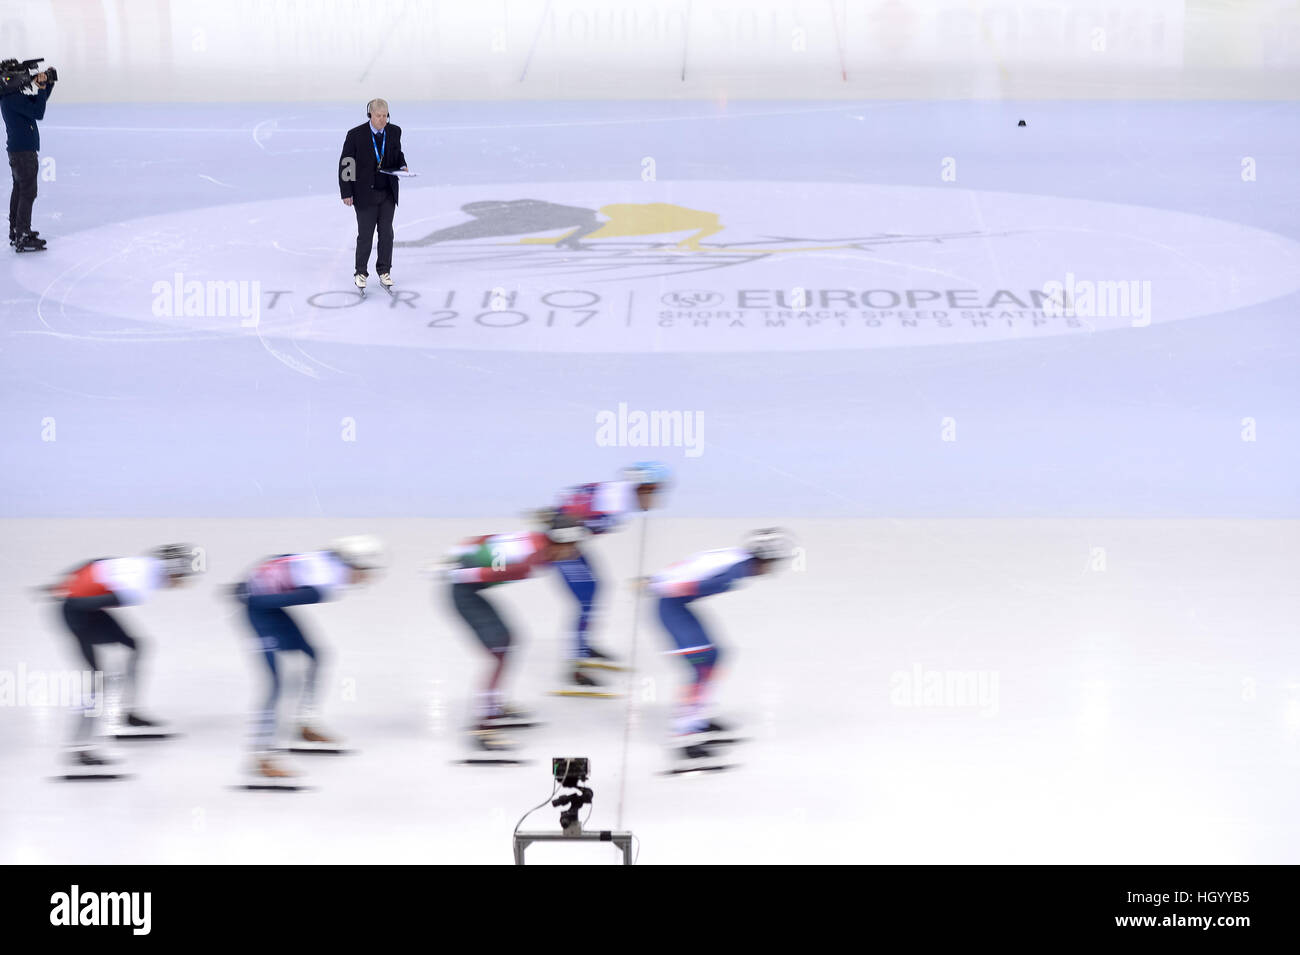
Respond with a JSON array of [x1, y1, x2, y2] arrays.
[[354, 189, 395, 277], [8, 151, 37, 239]]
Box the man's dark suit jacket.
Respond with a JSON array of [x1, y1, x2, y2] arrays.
[[339, 122, 407, 207]]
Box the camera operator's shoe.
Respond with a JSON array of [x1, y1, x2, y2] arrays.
[[14, 231, 46, 253]]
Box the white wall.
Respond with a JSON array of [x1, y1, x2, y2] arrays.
[[4, 0, 1298, 103]]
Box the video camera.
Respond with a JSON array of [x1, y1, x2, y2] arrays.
[[551, 757, 593, 834], [0, 58, 57, 96]]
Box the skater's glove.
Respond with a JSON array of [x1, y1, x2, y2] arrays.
[[420, 559, 456, 581]]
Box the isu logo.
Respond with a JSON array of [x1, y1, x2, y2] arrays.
[[662, 290, 723, 307]]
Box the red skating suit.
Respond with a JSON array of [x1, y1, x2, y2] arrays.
[[556, 481, 638, 535], [53, 557, 165, 607]]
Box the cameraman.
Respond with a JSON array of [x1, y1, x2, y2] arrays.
[[1, 66, 55, 252]]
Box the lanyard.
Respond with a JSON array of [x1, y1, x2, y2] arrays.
[[371, 128, 386, 166]]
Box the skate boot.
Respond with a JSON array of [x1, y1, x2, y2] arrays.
[[549, 664, 621, 698], [253, 754, 298, 779], [354, 272, 367, 292], [14, 231, 47, 252], [574, 646, 624, 672], [379, 272, 393, 289], [680, 742, 716, 760], [483, 704, 538, 729], [661, 739, 735, 775], [69, 748, 115, 768], [469, 724, 516, 752], [299, 724, 338, 744], [124, 712, 160, 728]]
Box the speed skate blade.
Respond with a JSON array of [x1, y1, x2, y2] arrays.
[[452, 757, 532, 767], [482, 720, 542, 730], [574, 660, 626, 672], [54, 772, 132, 782], [659, 763, 736, 777], [286, 743, 352, 755], [233, 781, 313, 792], [676, 734, 749, 747], [549, 689, 623, 699], [111, 730, 178, 741]]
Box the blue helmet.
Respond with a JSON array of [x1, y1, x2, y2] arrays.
[[622, 461, 671, 487]]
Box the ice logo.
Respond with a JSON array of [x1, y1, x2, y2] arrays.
[[662, 290, 723, 307]]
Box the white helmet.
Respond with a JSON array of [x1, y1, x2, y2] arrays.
[[743, 528, 795, 562], [329, 534, 386, 570]]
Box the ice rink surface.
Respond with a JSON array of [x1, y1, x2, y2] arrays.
[[2, 98, 1298, 863]]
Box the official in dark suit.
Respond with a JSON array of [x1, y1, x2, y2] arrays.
[[339, 98, 408, 291]]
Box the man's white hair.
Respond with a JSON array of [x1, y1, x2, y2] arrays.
[[366, 98, 389, 116]]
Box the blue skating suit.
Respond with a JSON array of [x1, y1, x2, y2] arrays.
[[233, 552, 350, 751], [553, 480, 640, 659], [649, 547, 761, 734]]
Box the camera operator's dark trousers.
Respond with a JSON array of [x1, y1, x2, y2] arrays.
[[8, 150, 38, 240], [354, 194, 395, 277]]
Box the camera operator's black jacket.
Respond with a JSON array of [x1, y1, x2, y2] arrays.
[[338, 122, 407, 207], [1, 79, 55, 152]]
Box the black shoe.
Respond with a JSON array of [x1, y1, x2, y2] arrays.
[[14, 232, 46, 252], [73, 750, 112, 767], [124, 712, 159, 728], [571, 668, 603, 687], [700, 720, 731, 734]]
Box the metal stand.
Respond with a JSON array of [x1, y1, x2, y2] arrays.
[[513, 829, 635, 865]]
